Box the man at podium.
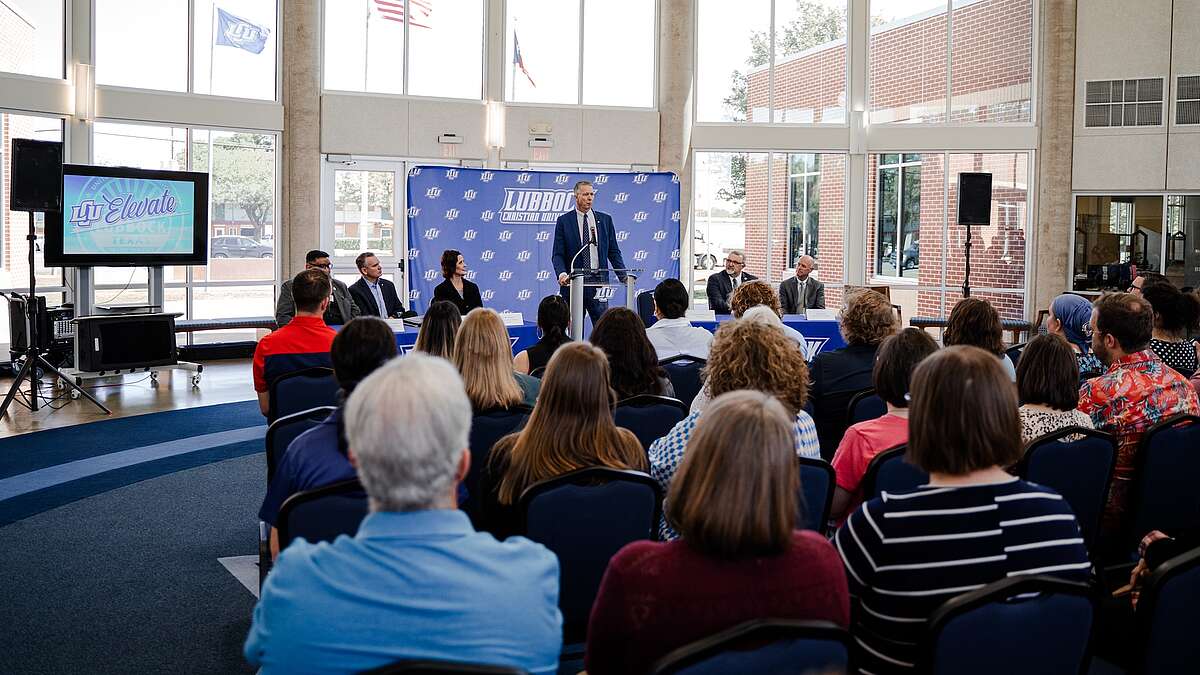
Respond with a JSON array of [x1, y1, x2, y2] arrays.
[[552, 180, 627, 326]]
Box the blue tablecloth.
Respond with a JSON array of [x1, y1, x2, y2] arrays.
[[691, 315, 846, 358], [394, 321, 540, 355]]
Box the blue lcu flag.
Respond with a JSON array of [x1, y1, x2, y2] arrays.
[[215, 8, 269, 54]]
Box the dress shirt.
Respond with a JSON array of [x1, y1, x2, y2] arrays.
[[576, 209, 599, 269], [366, 278, 387, 318], [245, 509, 562, 675], [645, 317, 714, 360]]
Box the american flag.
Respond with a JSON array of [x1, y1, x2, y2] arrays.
[[513, 32, 536, 87], [373, 0, 431, 29]]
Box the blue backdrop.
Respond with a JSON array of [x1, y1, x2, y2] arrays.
[[406, 166, 681, 317]]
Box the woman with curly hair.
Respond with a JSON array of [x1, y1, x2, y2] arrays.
[[589, 307, 674, 400], [729, 280, 810, 357], [649, 319, 818, 539], [944, 297, 1014, 381], [808, 288, 899, 458]]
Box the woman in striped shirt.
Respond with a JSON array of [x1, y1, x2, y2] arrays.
[[834, 346, 1091, 674]]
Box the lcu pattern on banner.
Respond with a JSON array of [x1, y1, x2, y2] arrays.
[[406, 167, 681, 317]]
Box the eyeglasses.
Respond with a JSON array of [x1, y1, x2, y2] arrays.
[[724, 258, 745, 266], [308, 262, 332, 270]]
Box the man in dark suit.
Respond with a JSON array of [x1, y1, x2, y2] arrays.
[[704, 249, 756, 314], [349, 251, 407, 318], [552, 180, 627, 326], [276, 249, 361, 327], [779, 255, 826, 313]]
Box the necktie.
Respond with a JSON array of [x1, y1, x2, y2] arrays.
[[372, 283, 386, 317], [731, 274, 739, 289], [584, 213, 599, 269]]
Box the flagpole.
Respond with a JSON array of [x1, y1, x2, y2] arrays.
[[510, 31, 516, 100], [363, 0, 370, 91], [209, 3, 216, 95]]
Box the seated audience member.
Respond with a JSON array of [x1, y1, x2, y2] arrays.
[[412, 300, 461, 360], [835, 346, 1091, 674], [1078, 293, 1200, 536], [945, 297, 1015, 380], [1016, 334, 1094, 444], [645, 278, 713, 360], [590, 307, 674, 400], [704, 249, 756, 314], [651, 320, 819, 539], [830, 328, 938, 524], [253, 269, 337, 416], [480, 342, 647, 539], [730, 280, 810, 356], [259, 316, 397, 556], [348, 251, 407, 318], [433, 249, 484, 316], [808, 289, 898, 458], [1141, 280, 1200, 377], [779, 254, 827, 313], [514, 295, 571, 375], [245, 354, 562, 674], [275, 249, 360, 327], [1047, 293, 1104, 377], [586, 391, 850, 675], [454, 308, 539, 408]]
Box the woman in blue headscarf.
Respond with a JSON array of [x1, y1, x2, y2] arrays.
[[1048, 293, 1103, 377]]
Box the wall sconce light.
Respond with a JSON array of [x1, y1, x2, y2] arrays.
[[74, 63, 95, 123], [486, 100, 505, 149]]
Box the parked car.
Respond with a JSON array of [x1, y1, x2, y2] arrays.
[[693, 231, 721, 270], [211, 236, 273, 259]]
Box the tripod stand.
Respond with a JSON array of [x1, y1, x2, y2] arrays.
[[0, 211, 110, 418], [961, 220, 973, 298]]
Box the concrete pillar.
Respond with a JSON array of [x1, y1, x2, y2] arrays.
[[657, 0, 694, 295], [280, 0, 322, 281], [1031, 1, 1077, 321]]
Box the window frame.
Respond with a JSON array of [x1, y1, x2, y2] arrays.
[[786, 153, 822, 266], [873, 153, 923, 282]]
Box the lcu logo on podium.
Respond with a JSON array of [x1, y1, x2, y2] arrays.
[[596, 286, 617, 302]]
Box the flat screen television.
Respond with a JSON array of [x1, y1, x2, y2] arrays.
[[43, 164, 209, 267]]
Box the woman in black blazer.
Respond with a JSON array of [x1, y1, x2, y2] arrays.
[[433, 248, 483, 315]]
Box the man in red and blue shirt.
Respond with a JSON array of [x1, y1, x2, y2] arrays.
[[1078, 292, 1200, 536], [253, 269, 337, 415]]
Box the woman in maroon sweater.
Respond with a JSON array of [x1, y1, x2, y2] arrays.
[[585, 390, 850, 675]]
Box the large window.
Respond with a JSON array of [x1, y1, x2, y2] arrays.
[[1072, 196, 1164, 293], [323, 0, 484, 99], [869, 0, 1033, 124], [697, 0, 847, 123], [0, 0, 64, 79], [505, 0, 655, 107], [97, 0, 277, 99], [875, 154, 922, 279]]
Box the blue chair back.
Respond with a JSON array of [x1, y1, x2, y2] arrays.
[[1138, 546, 1200, 674], [637, 289, 657, 327], [276, 478, 368, 550], [264, 406, 337, 484], [268, 366, 339, 423], [651, 620, 850, 675], [361, 659, 527, 674], [923, 575, 1096, 675], [1017, 427, 1116, 553], [798, 457, 835, 535], [863, 445, 928, 500], [615, 395, 689, 451], [1131, 414, 1200, 545], [519, 467, 662, 644], [464, 406, 532, 519], [847, 388, 886, 425], [660, 355, 706, 408]]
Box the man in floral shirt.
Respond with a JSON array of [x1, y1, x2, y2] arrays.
[[1078, 292, 1200, 536]]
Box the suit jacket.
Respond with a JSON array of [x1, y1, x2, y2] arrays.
[[705, 271, 758, 314], [552, 210, 627, 287], [779, 276, 826, 313], [433, 278, 484, 316], [276, 277, 361, 327], [349, 277, 406, 318]]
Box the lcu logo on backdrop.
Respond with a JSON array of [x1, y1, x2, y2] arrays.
[[481, 210, 495, 222], [445, 208, 460, 221], [465, 270, 477, 281], [408, 248, 420, 259], [632, 211, 649, 223], [672, 210, 681, 222], [536, 230, 551, 242], [463, 229, 477, 241], [593, 175, 608, 185], [554, 174, 570, 185], [423, 227, 440, 239], [536, 270, 551, 282], [445, 169, 458, 180], [633, 174, 648, 185], [653, 191, 668, 203], [498, 230, 513, 242], [671, 248, 680, 260], [517, 250, 532, 262], [633, 250, 649, 262], [517, 289, 532, 301], [653, 269, 667, 280], [407, 206, 421, 218], [481, 250, 495, 262], [482, 290, 495, 302], [498, 270, 513, 282], [653, 230, 668, 242], [423, 269, 439, 281], [409, 290, 420, 301], [410, 167, 423, 177], [425, 186, 441, 199], [596, 286, 617, 302], [480, 171, 495, 182], [517, 173, 532, 184], [463, 189, 477, 201], [615, 230, 629, 242], [613, 192, 629, 204]]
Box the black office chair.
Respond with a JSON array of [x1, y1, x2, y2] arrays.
[[1129, 414, 1200, 548], [464, 405, 533, 521], [846, 387, 886, 426], [651, 619, 851, 675], [1016, 427, 1116, 553], [922, 575, 1096, 675], [659, 355, 706, 408], [615, 395, 689, 451], [268, 366, 339, 423], [519, 467, 662, 645], [798, 457, 835, 535], [637, 289, 658, 328], [361, 659, 527, 674], [862, 445, 928, 500], [264, 405, 336, 484], [1135, 545, 1200, 674], [275, 478, 368, 551], [1005, 342, 1027, 370]]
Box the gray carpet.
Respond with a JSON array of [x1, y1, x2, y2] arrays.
[[0, 453, 264, 674]]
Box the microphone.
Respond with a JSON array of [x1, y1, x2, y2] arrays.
[[567, 237, 597, 274]]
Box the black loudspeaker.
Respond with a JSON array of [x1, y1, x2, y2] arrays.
[[75, 314, 179, 372], [956, 172, 992, 225], [10, 139, 63, 212]]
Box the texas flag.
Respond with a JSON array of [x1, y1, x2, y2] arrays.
[[215, 8, 270, 54]]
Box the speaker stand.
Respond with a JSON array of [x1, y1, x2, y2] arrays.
[[961, 220, 973, 298], [0, 212, 111, 418]]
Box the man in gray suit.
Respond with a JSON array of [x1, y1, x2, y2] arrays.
[[779, 255, 825, 313], [276, 249, 361, 327]]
